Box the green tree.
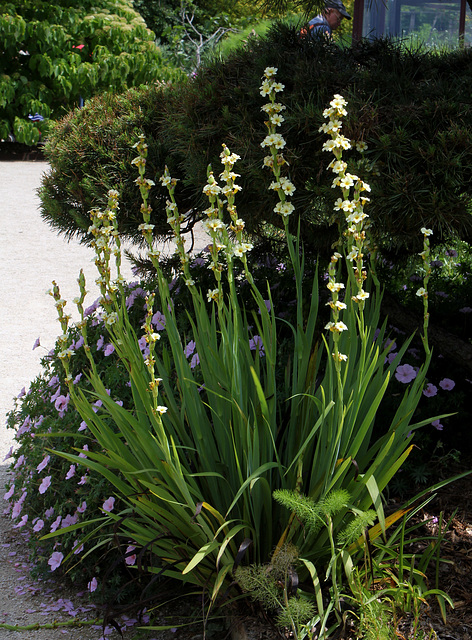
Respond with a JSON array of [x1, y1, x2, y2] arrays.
[[0, 0, 182, 145]]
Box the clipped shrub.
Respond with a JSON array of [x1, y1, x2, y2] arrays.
[[0, 0, 184, 145], [40, 24, 472, 255]]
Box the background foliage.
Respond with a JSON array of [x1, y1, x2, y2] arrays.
[[0, 0, 182, 145], [40, 26, 472, 258]]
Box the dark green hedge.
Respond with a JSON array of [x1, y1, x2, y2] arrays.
[[41, 24, 472, 255]]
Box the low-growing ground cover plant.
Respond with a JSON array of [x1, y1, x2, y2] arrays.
[[4, 71, 468, 637]]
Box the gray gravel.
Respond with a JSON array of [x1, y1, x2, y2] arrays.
[[0, 159, 209, 639]]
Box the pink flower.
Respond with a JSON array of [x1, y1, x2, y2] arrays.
[[125, 545, 136, 566], [102, 497, 115, 512], [36, 455, 50, 473], [395, 364, 417, 383], [432, 420, 444, 431], [65, 465, 76, 480], [33, 519, 44, 532], [423, 383, 438, 398], [39, 476, 52, 494], [88, 577, 98, 592], [77, 475, 88, 486], [439, 378, 455, 391], [48, 551, 64, 571]]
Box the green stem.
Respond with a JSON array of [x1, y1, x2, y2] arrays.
[[0, 618, 102, 631]]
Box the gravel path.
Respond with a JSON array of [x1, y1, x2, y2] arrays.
[[0, 160, 208, 639]]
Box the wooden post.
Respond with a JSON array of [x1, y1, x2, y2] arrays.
[[352, 0, 365, 41]]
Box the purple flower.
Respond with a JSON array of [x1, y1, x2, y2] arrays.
[[249, 335, 265, 356], [65, 465, 76, 480], [385, 352, 398, 365], [439, 378, 455, 391], [459, 306, 472, 313], [3, 484, 15, 501], [36, 455, 50, 473], [45, 507, 55, 518], [96, 335, 105, 350], [125, 545, 136, 566], [17, 387, 26, 399], [78, 420, 87, 432], [88, 577, 98, 592], [32, 337, 41, 350], [48, 551, 64, 571], [14, 454, 25, 469], [72, 540, 84, 555], [76, 501, 87, 514], [78, 444, 89, 459], [55, 394, 70, 414], [395, 364, 417, 384], [62, 513, 78, 528], [103, 343, 115, 356], [423, 383, 438, 398], [15, 514, 28, 528], [151, 311, 166, 330], [432, 420, 444, 431], [50, 387, 61, 403], [33, 519, 44, 532], [445, 249, 458, 257], [102, 497, 115, 512], [50, 516, 62, 532], [77, 475, 88, 486], [73, 373, 83, 385], [48, 375, 60, 388], [190, 353, 200, 369], [11, 501, 23, 519], [38, 476, 52, 494], [184, 340, 196, 358], [3, 446, 14, 462]]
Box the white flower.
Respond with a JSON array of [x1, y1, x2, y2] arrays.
[[264, 66, 278, 77], [270, 114, 284, 126], [421, 227, 433, 236], [274, 202, 295, 217], [355, 141, 368, 152], [327, 281, 345, 292], [355, 290, 370, 300], [416, 287, 427, 297], [156, 406, 167, 415]]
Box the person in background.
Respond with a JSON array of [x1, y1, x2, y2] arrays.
[[304, 0, 352, 38]]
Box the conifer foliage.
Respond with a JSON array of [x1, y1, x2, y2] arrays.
[[41, 24, 472, 255]]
